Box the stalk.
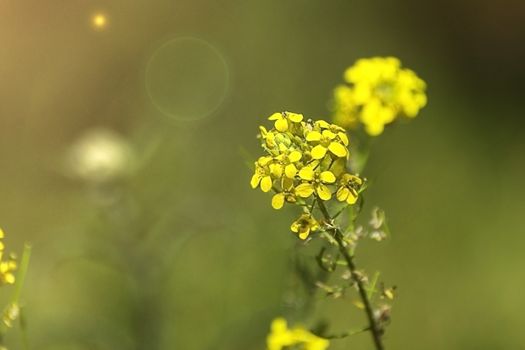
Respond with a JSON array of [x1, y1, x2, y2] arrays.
[[317, 200, 384, 350]]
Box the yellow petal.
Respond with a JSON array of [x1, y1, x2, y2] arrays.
[[288, 150, 302, 162], [364, 122, 384, 136], [258, 156, 272, 166], [322, 130, 336, 139], [328, 142, 347, 157], [316, 184, 332, 201], [275, 118, 288, 132], [338, 132, 349, 146], [250, 174, 261, 189], [285, 164, 297, 178], [346, 191, 358, 204], [261, 176, 273, 192], [311, 145, 327, 159], [306, 131, 322, 142], [298, 167, 314, 181], [4, 273, 15, 284], [336, 187, 350, 202], [287, 112, 303, 123], [269, 163, 283, 178], [295, 183, 315, 198], [298, 228, 310, 240], [290, 222, 299, 233], [270, 318, 288, 332], [320, 171, 336, 184], [268, 112, 281, 121], [271, 193, 285, 209], [316, 120, 330, 129]]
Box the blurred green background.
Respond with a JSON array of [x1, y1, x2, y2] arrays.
[[1, 0, 524, 349]]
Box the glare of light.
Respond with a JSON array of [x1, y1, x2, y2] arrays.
[[91, 13, 108, 30]]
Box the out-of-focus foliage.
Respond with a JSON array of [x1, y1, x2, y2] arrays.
[[0, 0, 524, 349]]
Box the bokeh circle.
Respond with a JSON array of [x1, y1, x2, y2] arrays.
[[145, 37, 229, 121]]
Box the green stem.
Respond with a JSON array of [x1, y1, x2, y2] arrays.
[[317, 200, 385, 350]]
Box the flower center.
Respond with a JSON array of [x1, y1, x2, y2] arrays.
[[375, 81, 395, 102]]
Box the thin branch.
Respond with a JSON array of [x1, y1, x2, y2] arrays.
[[317, 200, 385, 350]]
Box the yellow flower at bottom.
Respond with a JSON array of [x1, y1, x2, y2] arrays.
[[0, 228, 17, 286], [267, 317, 329, 350], [290, 214, 320, 240]]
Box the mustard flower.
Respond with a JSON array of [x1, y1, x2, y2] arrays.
[[306, 129, 348, 160], [332, 56, 427, 136], [290, 214, 320, 240], [0, 228, 17, 286], [271, 178, 298, 209], [274, 144, 303, 179], [268, 111, 304, 132], [251, 111, 363, 238], [251, 156, 282, 192], [332, 85, 359, 128], [295, 167, 336, 201], [336, 173, 363, 204], [267, 317, 329, 350]]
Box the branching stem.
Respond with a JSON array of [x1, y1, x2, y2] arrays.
[[317, 200, 385, 350]]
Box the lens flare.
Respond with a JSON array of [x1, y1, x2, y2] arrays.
[[91, 13, 108, 30]]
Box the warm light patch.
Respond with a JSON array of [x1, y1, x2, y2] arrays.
[[91, 13, 108, 30]]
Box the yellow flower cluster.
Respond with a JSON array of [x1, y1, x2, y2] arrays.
[[0, 228, 17, 286], [332, 57, 427, 136], [267, 318, 329, 350], [251, 112, 363, 239]]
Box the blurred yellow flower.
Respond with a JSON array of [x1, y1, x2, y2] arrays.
[[0, 228, 17, 286], [267, 317, 329, 350], [333, 56, 427, 136]]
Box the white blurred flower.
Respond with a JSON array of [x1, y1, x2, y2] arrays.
[[66, 128, 133, 183]]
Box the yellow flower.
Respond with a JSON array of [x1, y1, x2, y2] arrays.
[[267, 317, 329, 350], [306, 129, 348, 160], [336, 173, 363, 204], [271, 179, 298, 209], [0, 228, 17, 286], [251, 112, 362, 240], [275, 144, 303, 178], [290, 214, 320, 240], [295, 167, 336, 201], [259, 126, 277, 149], [268, 111, 304, 132], [332, 56, 427, 136], [250, 156, 282, 192], [332, 85, 359, 129]]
